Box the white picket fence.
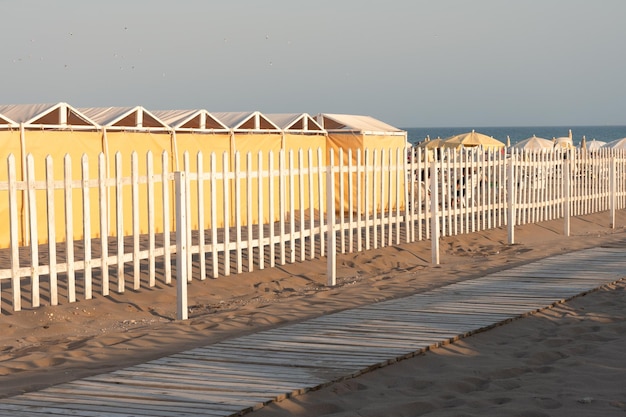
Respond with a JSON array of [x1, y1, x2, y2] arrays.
[[1, 147, 625, 316]]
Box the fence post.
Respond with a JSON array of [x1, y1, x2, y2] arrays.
[[174, 171, 189, 320], [507, 151, 516, 244], [563, 154, 571, 237], [610, 156, 616, 228], [327, 151, 337, 286], [430, 160, 440, 265]]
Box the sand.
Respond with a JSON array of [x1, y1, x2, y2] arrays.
[[1, 210, 626, 416]]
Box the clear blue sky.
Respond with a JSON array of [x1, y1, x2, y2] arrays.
[[3, 0, 626, 128]]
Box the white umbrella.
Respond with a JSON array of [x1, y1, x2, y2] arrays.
[[602, 137, 626, 150], [512, 135, 554, 151], [586, 139, 607, 151]]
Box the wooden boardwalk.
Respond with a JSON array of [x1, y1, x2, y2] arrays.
[[1, 247, 625, 417]]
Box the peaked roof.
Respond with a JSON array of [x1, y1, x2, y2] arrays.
[[316, 113, 404, 135], [151, 109, 229, 131], [211, 111, 281, 132], [0, 112, 17, 127], [0, 102, 98, 128], [78, 106, 169, 130], [265, 113, 326, 133]]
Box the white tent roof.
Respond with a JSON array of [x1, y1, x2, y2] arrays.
[[0, 102, 98, 128], [265, 113, 325, 133], [316, 113, 404, 135], [211, 111, 281, 132], [151, 109, 229, 131], [0, 112, 17, 127], [78, 106, 169, 130]]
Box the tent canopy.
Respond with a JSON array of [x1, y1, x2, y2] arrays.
[[212, 111, 281, 132], [316, 113, 404, 136], [266, 113, 325, 133], [78, 106, 169, 130], [0, 102, 98, 129], [151, 109, 229, 131]]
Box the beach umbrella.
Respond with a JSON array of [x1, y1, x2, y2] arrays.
[[580, 136, 587, 150], [416, 137, 444, 149], [441, 130, 505, 150], [512, 135, 554, 152], [601, 137, 626, 150], [586, 139, 607, 151]]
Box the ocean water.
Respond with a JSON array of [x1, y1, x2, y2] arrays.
[[402, 126, 626, 147]]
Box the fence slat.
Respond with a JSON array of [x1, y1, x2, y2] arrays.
[[47, 156, 59, 304], [98, 153, 109, 296], [8, 155, 21, 311], [26, 155, 40, 307], [81, 154, 92, 300], [147, 152, 156, 286], [62, 154, 76, 303]]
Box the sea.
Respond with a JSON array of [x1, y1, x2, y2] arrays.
[[402, 125, 626, 147]]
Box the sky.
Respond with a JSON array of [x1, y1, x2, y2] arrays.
[[2, 0, 626, 128]]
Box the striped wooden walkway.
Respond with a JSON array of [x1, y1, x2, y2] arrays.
[[1, 247, 625, 417]]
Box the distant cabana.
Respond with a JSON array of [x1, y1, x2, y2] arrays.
[[151, 109, 230, 170], [0, 103, 101, 246], [267, 113, 328, 222], [78, 106, 173, 236], [210, 111, 284, 225], [266, 112, 327, 156], [151, 108, 231, 230], [316, 113, 408, 212]]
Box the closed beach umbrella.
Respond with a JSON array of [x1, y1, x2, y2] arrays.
[[512, 135, 554, 152], [602, 137, 626, 150], [442, 130, 505, 150]]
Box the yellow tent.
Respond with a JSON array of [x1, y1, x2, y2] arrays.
[[267, 113, 328, 222], [153, 109, 232, 229], [79, 106, 174, 237], [0, 103, 102, 246], [317, 113, 408, 213]]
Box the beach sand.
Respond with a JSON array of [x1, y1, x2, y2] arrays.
[[1, 211, 626, 416]]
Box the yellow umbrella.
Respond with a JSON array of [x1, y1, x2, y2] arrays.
[[416, 137, 444, 149], [442, 130, 505, 150]]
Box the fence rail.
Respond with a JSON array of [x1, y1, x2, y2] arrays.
[[1, 147, 625, 315]]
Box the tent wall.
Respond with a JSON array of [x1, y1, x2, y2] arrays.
[[24, 130, 103, 245], [233, 133, 283, 227], [175, 132, 232, 229], [106, 131, 174, 237], [327, 132, 407, 214], [283, 133, 327, 223]]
